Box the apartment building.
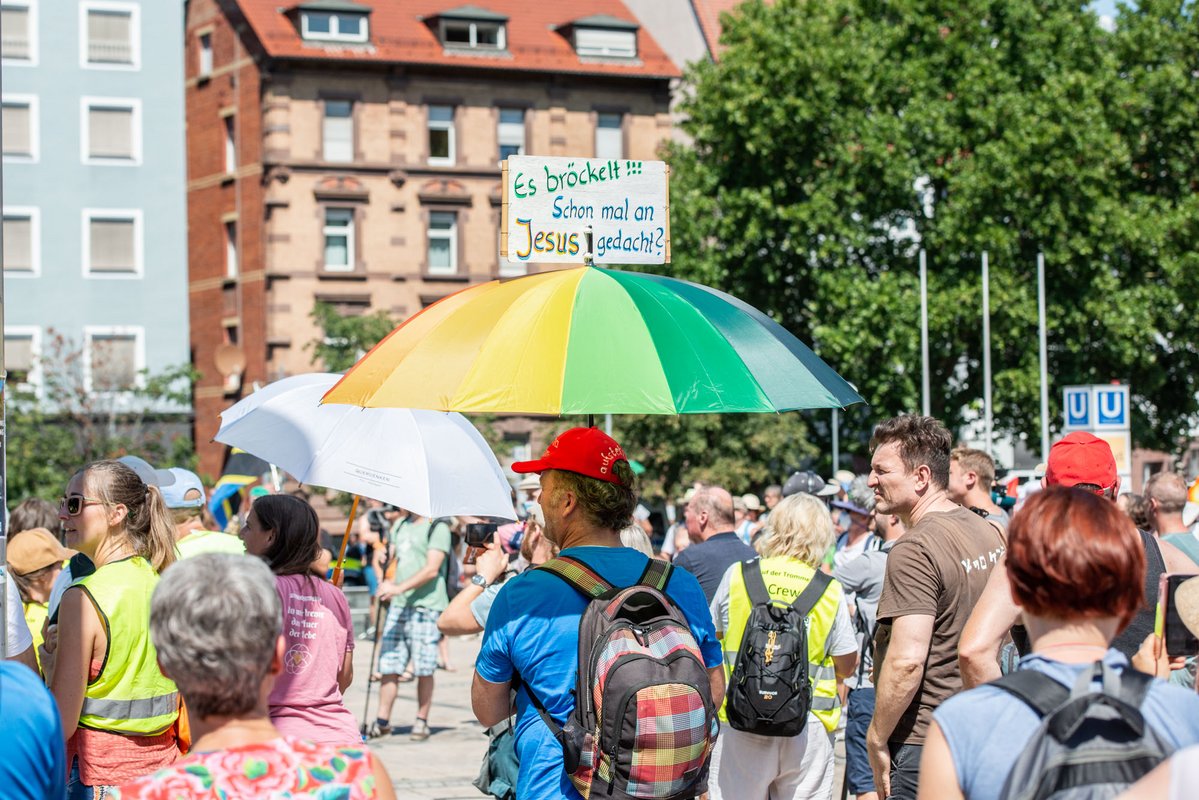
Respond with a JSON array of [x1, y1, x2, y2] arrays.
[[2, 0, 189, 406], [186, 0, 679, 476]]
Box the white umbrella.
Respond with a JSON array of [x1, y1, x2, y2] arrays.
[[215, 373, 516, 521]]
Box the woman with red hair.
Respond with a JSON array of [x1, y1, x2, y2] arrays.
[[917, 486, 1199, 800]]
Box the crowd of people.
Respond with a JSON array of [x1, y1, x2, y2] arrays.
[[3, 415, 1199, 800]]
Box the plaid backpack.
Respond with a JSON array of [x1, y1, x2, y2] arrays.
[[526, 555, 718, 800]]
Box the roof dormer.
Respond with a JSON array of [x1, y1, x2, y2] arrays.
[[290, 0, 371, 45], [564, 14, 638, 59], [427, 5, 508, 52]]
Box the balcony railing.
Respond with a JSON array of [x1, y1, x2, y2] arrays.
[[88, 39, 133, 64], [2, 36, 30, 60]]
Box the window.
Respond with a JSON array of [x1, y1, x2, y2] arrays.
[[497, 108, 524, 162], [83, 3, 138, 68], [427, 105, 455, 166], [2, 95, 36, 160], [575, 27, 636, 58], [323, 208, 355, 272], [595, 112, 623, 160], [3, 208, 38, 275], [301, 10, 368, 43], [427, 211, 457, 275], [1, 2, 33, 63], [225, 221, 238, 278], [223, 115, 236, 173], [197, 31, 212, 78], [323, 100, 353, 162], [5, 328, 40, 392], [85, 327, 142, 392], [442, 19, 505, 49], [83, 98, 140, 163], [84, 210, 141, 276]]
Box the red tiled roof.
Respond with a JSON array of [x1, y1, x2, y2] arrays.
[[231, 0, 680, 79], [691, 0, 748, 58]]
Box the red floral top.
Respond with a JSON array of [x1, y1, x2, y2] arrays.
[[111, 737, 382, 799]]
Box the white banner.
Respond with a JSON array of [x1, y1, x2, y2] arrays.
[[502, 155, 669, 265]]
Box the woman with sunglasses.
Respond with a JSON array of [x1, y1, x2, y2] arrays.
[[46, 460, 180, 799], [240, 494, 360, 746]]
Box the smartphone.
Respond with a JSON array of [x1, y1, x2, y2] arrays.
[[1158, 573, 1199, 659]]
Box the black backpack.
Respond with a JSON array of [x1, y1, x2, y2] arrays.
[[992, 661, 1174, 800], [725, 559, 832, 737]]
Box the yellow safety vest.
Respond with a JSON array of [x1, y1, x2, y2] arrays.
[[24, 601, 48, 670], [75, 556, 178, 735], [722, 557, 844, 732]]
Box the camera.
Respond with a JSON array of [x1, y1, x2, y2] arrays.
[[464, 520, 501, 548]]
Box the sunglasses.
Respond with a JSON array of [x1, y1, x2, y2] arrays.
[[60, 494, 104, 516]]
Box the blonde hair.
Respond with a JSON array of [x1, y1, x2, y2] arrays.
[[619, 524, 654, 557], [81, 460, 178, 574], [756, 493, 833, 568]]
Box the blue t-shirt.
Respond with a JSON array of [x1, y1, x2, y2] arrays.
[[934, 650, 1199, 800], [0, 662, 66, 800], [476, 546, 723, 800]]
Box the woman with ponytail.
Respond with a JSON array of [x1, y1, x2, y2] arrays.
[[47, 460, 181, 798]]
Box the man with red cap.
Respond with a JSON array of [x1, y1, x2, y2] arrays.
[[959, 431, 1195, 687], [471, 427, 724, 800]]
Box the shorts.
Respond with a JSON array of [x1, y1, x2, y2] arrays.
[[845, 687, 876, 795], [378, 605, 441, 677]]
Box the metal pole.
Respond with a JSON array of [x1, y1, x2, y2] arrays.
[[0, 35, 9, 661], [920, 249, 930, 416], [604, 413, 612, 437], [1037, 252, 1050, 464], [831, 408, 840, 472], [982, 251, 993, 455]]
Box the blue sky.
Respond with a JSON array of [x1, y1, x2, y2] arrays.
[[1091, 0, 1120, 14]]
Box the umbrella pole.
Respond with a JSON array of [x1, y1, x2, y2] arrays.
[[332, 494, 361, 588], [587, 413, 595, 428]]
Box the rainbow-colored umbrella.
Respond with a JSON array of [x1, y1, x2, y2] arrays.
[[322, 267, 863, 414]]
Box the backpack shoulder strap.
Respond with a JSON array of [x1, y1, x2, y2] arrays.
[[741, 558, 772, 607], [789, 569, 833, 616], [636, 558, 673, 592], [1115, 665, 1155, 708], [990, 669, 1072, 717], [535, 555, 615, 600]]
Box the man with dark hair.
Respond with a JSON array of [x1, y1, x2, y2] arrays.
[[471, 427, 723, 800], [960, 432, 1197, 689], [948, 446, 1008, 535], [864, 415, 1006, 800], [9, 498, 60, 540], [672, 485, 755, 602]]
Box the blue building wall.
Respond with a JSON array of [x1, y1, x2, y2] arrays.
[[3, 0, 189, 402]]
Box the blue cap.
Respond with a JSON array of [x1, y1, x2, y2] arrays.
[[159, 468, 205, 509]]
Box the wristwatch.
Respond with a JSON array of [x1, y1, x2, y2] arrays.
[[470, 573, 490, 589]]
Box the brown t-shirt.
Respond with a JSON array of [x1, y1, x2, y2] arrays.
[[874, 505, 1006, 746]]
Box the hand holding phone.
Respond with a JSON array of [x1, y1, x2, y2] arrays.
[[1158, 573, 1199, 659]]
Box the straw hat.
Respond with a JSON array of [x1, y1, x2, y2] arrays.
[[741, 493, 762, 512], [1177, 576, 1199, 640]]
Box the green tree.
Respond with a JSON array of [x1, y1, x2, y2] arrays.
[[663, 0, 1199, 455], [307, 301, 398, 372]]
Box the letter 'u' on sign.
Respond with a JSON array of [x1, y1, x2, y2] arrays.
[[1062, 386, 1092, 431], [1094, 385, 1129, 430]]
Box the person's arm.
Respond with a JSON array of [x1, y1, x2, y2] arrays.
[[472, 672, 513, 728], [377, 548, 447, 600], [370, 753, 399, 800], [338, 649, 353, 693], [917, 721, 965, 800], [958, 558, 1020, 688], [438, 534, 509, 636], [49, 587, 100, 741], [867, 613, 934, 799], [707, 665, 725, 709], [833, 651, 858, 680]]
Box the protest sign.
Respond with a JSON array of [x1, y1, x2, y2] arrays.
[[501, 155, 669, 265]]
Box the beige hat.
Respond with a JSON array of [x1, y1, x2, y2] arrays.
[[741, 493, 762, 511], [516, 474, 541, 492], [7, 528, 76, 576], [1177, 576, 1199, 640]]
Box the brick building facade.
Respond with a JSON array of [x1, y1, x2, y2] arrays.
[[186, 0, 678, 477]]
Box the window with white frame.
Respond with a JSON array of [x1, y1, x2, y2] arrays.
[[84, 211, 140, 276], [323, 208, 355, 272], [427, 211, 457, 275], [3, 208, 37, 275], [225, 220, 238, 278], [301, 10, 368, 43], [83, 98, 139, 162], [86, 327, 142, 392], [497, 108, 524, 162], [442, 19, 505, 49], [595, 112, 623, 160], [83, 3, 137, 67], [574, 26, 636, 58], [5, 327, 39, 392], [323, 100, 353, 162], [1, 2, 33, 63], [2, 96, 36, 160], [197, 31, 212, 78], [223, 115, 236, 173], [427, 105, 455, 166]]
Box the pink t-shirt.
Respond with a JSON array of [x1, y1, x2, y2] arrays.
[[268, 574, 360, 745]]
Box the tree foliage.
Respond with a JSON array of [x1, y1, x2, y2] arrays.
[[662, 0, 1199, 456], [307, 302, 398, 373]]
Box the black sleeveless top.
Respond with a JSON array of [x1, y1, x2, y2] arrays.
[[1111, 530, 1165, 657]]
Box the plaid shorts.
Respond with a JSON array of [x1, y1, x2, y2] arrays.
[[378, 605, 442, 677]]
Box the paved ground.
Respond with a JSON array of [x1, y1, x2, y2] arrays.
[[345, 630, 848, 799]]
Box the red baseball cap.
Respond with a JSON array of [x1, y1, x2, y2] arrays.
[[1044, 432, 1117, 490], [512, 427, 630, 486]]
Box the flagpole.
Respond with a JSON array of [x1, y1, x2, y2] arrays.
[[920, 249, 930, 416], [1037, 252, 1050, 464], [982, 251, 993, 455]]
